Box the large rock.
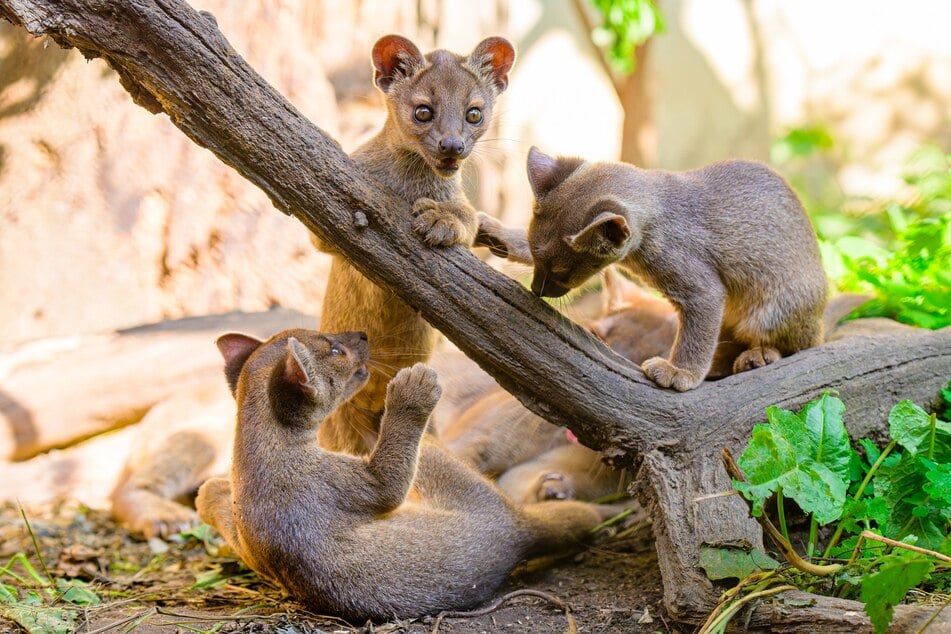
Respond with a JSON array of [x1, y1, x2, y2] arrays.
[[0, 1, 341, 343]]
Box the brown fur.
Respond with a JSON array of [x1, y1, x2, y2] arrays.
[[525, 147, 828, 391], [196, 328, 609, 621], [315, 35, 515, 454]]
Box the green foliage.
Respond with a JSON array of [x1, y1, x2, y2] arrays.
[[698, 544, 779, 581], [735, 394, 849, 525], [588, 0, 664, 74], [0, 552, 102, 634], [831, 213, 950, 329], [0, 511, 102, 634], [730, 389, 951, 632], [772, 130, 951, 330], [770, 125, 834, 165], [860, 550, 934, 633]]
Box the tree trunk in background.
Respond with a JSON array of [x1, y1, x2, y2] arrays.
[[2, 1, 950, 631], [618, 41, 654, 166]]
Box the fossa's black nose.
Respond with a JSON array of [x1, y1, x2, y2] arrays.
[[437, 137, 465, 158]]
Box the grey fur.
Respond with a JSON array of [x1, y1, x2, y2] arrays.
[[526, 148, 828, 391], [197, 329, 609, 622]]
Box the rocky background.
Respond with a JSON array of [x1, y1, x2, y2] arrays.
[[1, 0, 949, 345]]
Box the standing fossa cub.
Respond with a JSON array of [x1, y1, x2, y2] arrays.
[[525, 148, 828, 391], [437, 268, 868, 503], [315, 35, 515, 454], [196, 328, 609, 621]]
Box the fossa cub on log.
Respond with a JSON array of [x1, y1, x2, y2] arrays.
[[197, 328, 610, 621], [315, 34, 516, 454], [525, 148, 828, 391]]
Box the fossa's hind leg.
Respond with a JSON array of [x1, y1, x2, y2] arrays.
[[195, 477, 246, 560], [413, 441, 512, 514], [727, 295, 824, 375], [732, 345, 782, 374]]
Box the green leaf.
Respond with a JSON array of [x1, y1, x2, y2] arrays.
[[860, 552, 934, 634], [782, 460, 848, 525], [0, 604, 75, 634], [800, 394, 852, 482], [736, 398, 852, 524], [698, 544, 780, 581], [589, 0, 664, 74], [734, 423, 798, 517], [55, 579, 99, 606], [177, 523, 215, 542], [860, 438, 882, 466], [941, 535, 951, 557], [889, 401, 951, 459], [827, 530, 888, 561], [0, 584, 16, 604], [875, 455, 950, 550], [191, 566, 230, 589], [835, 496, 890, 540], [765, 406, 809, 458], [923, 461, 951, 503], [941, 380, 951, 420]]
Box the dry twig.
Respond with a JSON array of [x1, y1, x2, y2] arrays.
[[430, 588, 575, 633]]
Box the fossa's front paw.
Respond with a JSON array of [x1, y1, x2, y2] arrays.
[[535, 472, 576, 501], [412, 198, 467, 247], [386, 363, 442, 422], [641, 357, 703, 392], [195, 477, 231, 525], [118, 491, 198, 540], [733, 346, 782, 374]]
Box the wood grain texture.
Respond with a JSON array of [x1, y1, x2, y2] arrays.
[[3, 1, 950, 628]]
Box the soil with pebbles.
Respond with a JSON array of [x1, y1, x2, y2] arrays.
[[0, 502, 676, 634]]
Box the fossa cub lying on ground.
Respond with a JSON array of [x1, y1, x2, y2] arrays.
[[196, 328, 613, 621], [510, 148, 829, 391]]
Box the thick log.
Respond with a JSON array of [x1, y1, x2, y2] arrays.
[[0, 308, 309, 460], [2, 1, 950, 629]]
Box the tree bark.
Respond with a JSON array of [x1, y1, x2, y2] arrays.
[[2, 1, 950, 629]]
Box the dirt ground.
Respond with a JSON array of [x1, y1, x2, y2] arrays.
[[0, 502, 677, 634]]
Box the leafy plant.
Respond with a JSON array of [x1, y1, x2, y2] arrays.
[[724, 388, 951, 633], [830, 212, 950, 329], [773, 131, 951, 330], [0, 510, 102, 634], [588, 0, 664, 74]]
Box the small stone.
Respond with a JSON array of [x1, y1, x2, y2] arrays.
[[147, 537, 169, 554], [637, 607, 653, 624]]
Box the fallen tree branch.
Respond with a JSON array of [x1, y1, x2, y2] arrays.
[[2, 1, 950, 628]]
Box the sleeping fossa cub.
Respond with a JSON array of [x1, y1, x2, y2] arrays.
[[196, 328, 612, 621]]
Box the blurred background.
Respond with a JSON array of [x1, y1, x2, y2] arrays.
[[0, 0, 948, 344]]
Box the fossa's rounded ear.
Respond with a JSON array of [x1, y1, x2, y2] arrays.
[[469, 37, 516, 92], [216, 333, 262, 396], [371, 34, 424, 93], [527, 146, 585, 200], [567, 210, 631, 255], [285, 337, 318, 397]]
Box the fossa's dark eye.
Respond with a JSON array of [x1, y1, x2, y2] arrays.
[[414, 105, 433, 123], [465, 107, 483, 125]]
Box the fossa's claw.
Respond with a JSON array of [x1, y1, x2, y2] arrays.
[[641, 357, 703, 392]]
